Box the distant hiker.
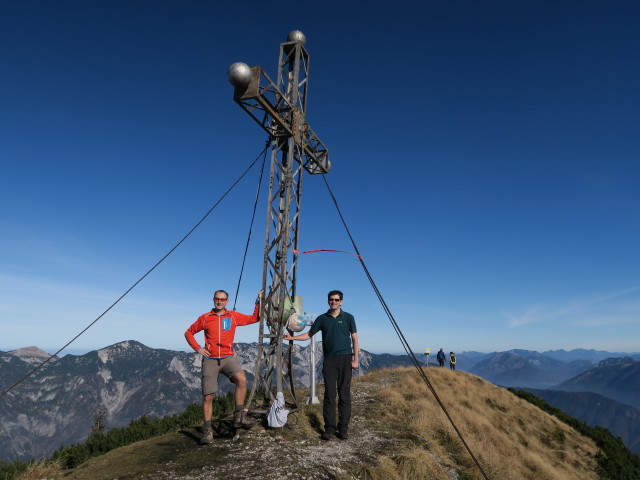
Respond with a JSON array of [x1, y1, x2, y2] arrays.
[[284, 290, 359, 441], [437, 348, 446, 367], [185, 289, 262, 445], [449, 351, 456, 370]]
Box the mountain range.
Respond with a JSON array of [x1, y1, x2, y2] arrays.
[[0, 342, 201, 461], [1, 341, 638, 461], [0, 340, 414, 461], [465, 351, 595, 389], [555, 356, 640, 408]]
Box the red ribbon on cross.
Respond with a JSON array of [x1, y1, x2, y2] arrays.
[[291, 248, 362, 261]]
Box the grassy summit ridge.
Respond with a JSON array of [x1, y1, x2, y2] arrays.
[[6, 367, 640, 480]]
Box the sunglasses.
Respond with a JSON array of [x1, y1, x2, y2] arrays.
[[328, 298, 341, 302], [214, 298, 228, 302]]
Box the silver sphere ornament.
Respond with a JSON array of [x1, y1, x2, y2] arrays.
[[227, 62, 253, 87], [287, 30, 306, 45]]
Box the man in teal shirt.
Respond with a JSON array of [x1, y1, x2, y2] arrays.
[[284, 290, 359, 440]]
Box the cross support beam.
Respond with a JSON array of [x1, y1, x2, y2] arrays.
[[234, 66, 330, 175]]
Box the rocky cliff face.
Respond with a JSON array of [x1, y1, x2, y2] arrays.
[[0, 342, 203, 461]]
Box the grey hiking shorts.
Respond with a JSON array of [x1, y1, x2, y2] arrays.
[[201, 356, 243, 395]]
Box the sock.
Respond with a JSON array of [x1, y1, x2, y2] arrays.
[[204, 420, 212, 429], [235, 404, 243, 413]]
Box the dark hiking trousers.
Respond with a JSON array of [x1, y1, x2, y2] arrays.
[[322, 354, 352, 435]]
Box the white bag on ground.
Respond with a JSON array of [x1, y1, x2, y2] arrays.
[[267, 391, 289, 428]]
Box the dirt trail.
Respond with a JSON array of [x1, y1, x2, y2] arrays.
[[145, 374, 400, 480]]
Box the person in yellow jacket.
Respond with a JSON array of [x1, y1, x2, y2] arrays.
[[449, 351, 457, 370]]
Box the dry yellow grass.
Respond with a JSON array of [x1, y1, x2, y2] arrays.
[[14, 459, 63, 480], [395, 448, 452, 479], [362, 367, 599, 480], [364, 456, 403, 480], [14, 367, 602, 480]]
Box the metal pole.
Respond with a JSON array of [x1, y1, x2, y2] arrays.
[[305, 315, 320, 404]]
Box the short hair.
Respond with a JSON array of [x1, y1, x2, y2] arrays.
[[213, 290, 229, 300], [327, 290, 343, 300]]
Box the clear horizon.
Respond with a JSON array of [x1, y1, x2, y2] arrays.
[[4, 341, 639, 359]]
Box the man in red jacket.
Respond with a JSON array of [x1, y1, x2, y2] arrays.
[[185, 289, 261, 444]]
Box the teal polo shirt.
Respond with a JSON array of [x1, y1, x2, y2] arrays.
[[309, 310, 357, 358]]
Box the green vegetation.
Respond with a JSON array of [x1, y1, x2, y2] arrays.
[[0, 459, 30, 480], [456, 471, 474, 480], [0, 393, 234, 480], [551, 428, 566, 445], [510, 388, 640, 480]]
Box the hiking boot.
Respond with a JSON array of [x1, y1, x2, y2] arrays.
[[234, 409, 256, 428], [320, 431, 334, 441], [336, 431, 349, 440], [199, 426, 213, 445]]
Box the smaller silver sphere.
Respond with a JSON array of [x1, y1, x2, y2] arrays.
[[287, 30, 306, 45], [227, 62, 252, 87]]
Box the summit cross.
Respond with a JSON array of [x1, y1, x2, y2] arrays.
[[228, 30, 330, 412]]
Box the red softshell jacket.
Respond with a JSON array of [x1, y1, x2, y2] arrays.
[[184, 304, 260, 358]]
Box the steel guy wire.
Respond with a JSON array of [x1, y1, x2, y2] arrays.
[[320, 173, 490, 480], [232, 138, 269, 311], [0, 144, 269, 401]]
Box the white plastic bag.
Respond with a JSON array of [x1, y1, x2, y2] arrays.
[[267, 391, 289, 428]]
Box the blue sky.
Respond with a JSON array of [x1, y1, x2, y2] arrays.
[[1, 1, 639, 355]]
